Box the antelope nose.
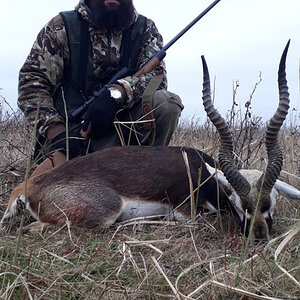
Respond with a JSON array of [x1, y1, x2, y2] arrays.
[[254, 226, 269, 242]]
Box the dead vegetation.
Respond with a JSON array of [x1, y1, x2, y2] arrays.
[[0, 94, 299, 299]]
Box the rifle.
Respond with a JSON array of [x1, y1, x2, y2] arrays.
[[70, 0, 222, 120]]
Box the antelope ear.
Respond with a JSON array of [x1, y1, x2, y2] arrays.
[[275, 180, 300, 200], [205, 163, 229, 187]]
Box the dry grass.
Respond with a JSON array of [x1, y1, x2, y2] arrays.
[[0, 98, 299, 300]]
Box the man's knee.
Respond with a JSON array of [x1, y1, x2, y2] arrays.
[[152, 90, 184, 117]]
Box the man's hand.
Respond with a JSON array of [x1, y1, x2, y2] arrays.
[[81, 86, 121, 140]]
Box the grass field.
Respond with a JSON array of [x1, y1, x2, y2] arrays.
[[0, 100, 299, 299]]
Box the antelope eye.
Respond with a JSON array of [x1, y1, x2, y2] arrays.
[[261, 204, 270, 213]]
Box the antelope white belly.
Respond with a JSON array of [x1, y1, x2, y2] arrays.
[[117, 197, 186, 222]]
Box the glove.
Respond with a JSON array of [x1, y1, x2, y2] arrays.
[[50, 131, 91, 160], [82, 87, 117, 140]]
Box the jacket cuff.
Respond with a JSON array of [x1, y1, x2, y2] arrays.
[[38, 115, 65, 138], [116, 77, 134, 105]]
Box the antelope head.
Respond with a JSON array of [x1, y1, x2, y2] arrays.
[[201, 41, 291, 240]]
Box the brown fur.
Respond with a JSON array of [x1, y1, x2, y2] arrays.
[[6, 146, 230, 229]]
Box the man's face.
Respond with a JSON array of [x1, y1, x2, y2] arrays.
[[90, 0, 129, 12], [87, 0, 134, 29], [103, 0, 121, 11]]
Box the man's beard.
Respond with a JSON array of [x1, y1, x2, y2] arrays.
[[88, 0, 135, 30]]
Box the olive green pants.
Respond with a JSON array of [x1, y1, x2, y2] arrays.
[[92, 89, 184, 151]]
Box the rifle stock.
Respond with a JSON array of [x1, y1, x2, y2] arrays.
[[134, 50, 166, 78]]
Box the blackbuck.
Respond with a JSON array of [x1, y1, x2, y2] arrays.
[[1, 41, 299, 240]]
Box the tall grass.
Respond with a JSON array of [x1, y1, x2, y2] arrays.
[[0, 95, 299, 299]]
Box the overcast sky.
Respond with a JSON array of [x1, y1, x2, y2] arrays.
[[1, 0, 300, 123]]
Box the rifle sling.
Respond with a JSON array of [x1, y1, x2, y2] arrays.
[[141, 75, 163, 131]]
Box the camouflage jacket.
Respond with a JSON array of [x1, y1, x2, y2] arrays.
[[18, 1, 167, 136]]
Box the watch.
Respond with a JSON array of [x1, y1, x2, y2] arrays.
[[108, 87, 123, 105]]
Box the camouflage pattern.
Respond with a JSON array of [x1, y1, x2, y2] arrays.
[[18, 0, 167, 136]]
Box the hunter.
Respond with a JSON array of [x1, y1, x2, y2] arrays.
[[18, 0, 183, 176]]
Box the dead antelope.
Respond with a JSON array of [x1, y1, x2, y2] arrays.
[[1, 41, 299, 240]]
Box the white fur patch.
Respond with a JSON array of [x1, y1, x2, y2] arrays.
[[1, 198, 18, 221], [25, 200, 39, 221], [204, 201, 217, 213], [2, 195, 39, 222], [267, 188, 277, 217], [229, 192, 244, 220], [17, 195, 39, 220], [117, 197, 186, 222], [275, 179, 300, 200], [205, 163, 229, 186]]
